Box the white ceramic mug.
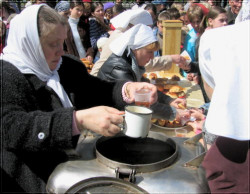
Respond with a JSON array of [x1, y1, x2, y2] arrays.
[[121, 105, 153, 138]]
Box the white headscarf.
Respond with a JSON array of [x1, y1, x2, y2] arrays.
[[235, 0, 250, 23], [1, 4, 73, 108], [110, 9, 153, 29], [109, 24, 157, 57], [199, 21, 250, 140]]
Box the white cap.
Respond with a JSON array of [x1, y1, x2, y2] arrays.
[[110, 24, 157, 56], [110, 9, 153, 29]]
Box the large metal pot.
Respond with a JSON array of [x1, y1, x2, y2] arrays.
[[46, 131, 210, 193]]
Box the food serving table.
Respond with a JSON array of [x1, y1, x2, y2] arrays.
[[150, 79, 205, 138]]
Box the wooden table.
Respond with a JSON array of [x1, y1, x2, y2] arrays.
[[150, 79, 205, 138]]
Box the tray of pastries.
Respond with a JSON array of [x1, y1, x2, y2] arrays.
[[151, 118, 187, 130], [143, 72, 187, 98]]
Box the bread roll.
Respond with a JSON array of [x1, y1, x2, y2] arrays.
[[169, 85, 184, 93], [149, 73, 157, 80]]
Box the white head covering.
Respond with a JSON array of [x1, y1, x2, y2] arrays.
[[1, 4, 72, 108], [110, 9, 153, 29], [235, 0, 250, 23], [199, 21, 250, 140], [109, 24, 157, 56]]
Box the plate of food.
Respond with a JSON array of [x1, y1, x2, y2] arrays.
[[151, 118, 187, 130]]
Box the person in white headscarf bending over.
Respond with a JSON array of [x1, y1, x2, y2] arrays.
[[90, 9, 187, 76], [199, 11, 249, 192], [0, 4, 159, 193], [98, 24, 189, 122]]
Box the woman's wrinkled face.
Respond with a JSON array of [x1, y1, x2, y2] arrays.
[[41, 24, 67, 71], [92, 6, 104, 20], [70, 5, 84, 19], [208, 13, 228, 28], [133, 47, 154, 67]]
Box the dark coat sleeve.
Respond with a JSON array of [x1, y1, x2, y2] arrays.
[[1, 60, 77, 192], [59, 54, 127, 110], [1, 61, 74, 152]]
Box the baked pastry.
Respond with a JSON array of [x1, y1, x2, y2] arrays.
[[151, 118, 158, 123], [164, 84, 175, 90], [157, 119, 166, 126], [171, 75, 181, 81], [166, 85, 186, 98], [178, 103, 186, 109], [149, 72, 157, 80], [169, 85, 184, 93], [155, 78, 168, 84]]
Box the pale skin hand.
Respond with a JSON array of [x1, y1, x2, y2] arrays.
[[75, 106, 124, 137], [170, 98, 187, 109], [186, 109, 205, 133], [186, 120, 204, 133], [175, 108, 191, 123], [189, 108, 205, 120], [126, 82, 158, 105], [187, 73, 199, 84], [171, 55, 190, 71]]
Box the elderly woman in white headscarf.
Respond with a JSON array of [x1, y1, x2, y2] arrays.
[[0, 4, 158, 193], [199, 9, 249, 192], [90, 9, 187, 76], [98, 24, 188, 121]]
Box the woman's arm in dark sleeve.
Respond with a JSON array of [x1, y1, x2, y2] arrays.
[[59, 55, 127, 110], [1, 62, 75, 152]]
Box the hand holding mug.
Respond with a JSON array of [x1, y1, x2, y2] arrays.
[[75, 106, 124, 137]]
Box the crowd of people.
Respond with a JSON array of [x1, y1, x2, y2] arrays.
[[0, 0, 249, 193]]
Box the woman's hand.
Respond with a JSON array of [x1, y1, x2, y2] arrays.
[[126, 82, 158, 105], [189, 108, 205, 120], [175, 109, 191, 125], [171, 55, 190, 71], [170, 98, 187, 109], [75, 106, 124, 137], [187, 73, 199, 84], [186, 120, 204, 133]]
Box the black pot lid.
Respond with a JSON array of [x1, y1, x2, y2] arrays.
[[65, 177, 148, 194]]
